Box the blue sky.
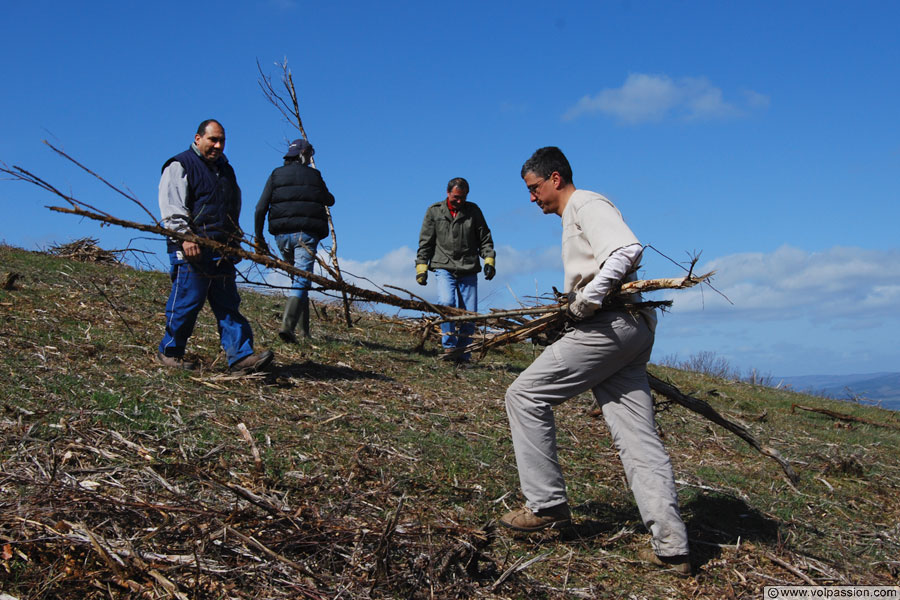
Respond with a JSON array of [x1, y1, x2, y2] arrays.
[[2, 1, 898, 378]]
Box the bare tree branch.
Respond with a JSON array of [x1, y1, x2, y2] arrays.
[[43, 141, 159, 224]]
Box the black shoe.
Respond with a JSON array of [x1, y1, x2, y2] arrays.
[[229, 350, 274, 373], [278, 330, 299, 344], [440, 347, 463, 362], [157, 352, 196, 370]]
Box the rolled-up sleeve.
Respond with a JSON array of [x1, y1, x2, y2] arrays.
[[580, 243, 644, 306]]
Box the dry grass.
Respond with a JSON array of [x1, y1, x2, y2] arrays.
[[1, 243, 898, 599]]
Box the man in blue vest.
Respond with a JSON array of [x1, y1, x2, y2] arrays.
[[157, 119, 273, 373]]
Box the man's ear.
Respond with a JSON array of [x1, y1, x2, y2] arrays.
[[549, 172, 564, 189]]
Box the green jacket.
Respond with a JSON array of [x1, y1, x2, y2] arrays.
[[416, 200, 495, 275]]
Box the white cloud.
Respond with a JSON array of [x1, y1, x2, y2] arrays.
[[339, 246, 418, 295], [563, 73, 767, 124], [257, 247, 425, 312], [743, 89, 771, 109], [314, 244, 564, 311], [667, 245, 900, 323], [253, 243, 563, 312], [494, 244, 561, 276], [333, 244, 562, 296]]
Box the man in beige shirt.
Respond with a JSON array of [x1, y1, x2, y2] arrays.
[[499, 146, 690, 576]]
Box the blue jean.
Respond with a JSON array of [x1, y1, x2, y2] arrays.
[[158, 253, 255, 367], [275, 231, 321, 301], [435, 270, 477, 354]]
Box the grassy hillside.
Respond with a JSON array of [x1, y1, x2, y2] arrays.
[[1, 243, 898, 599]]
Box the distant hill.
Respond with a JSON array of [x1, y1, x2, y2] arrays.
[[775, 372, 900, 411]]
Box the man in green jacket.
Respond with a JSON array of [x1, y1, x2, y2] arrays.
[[416, 177, 496, 362]]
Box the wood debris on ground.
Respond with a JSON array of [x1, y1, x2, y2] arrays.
[[47, 237, 124, 264]]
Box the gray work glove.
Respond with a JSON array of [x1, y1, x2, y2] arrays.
[[566, 290, 598, 322]]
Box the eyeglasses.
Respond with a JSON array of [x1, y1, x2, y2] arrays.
[[527, 178, 548, 195]]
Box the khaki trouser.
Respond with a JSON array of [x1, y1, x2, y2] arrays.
[[504, 310, 689, 557]]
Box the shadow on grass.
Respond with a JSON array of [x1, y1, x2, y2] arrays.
[[273, 359, 394, 382], [681, 492, 781, 566], [352, 338, 417, 354], [550, 500, 644, 542], [535, 494, 781, 571]]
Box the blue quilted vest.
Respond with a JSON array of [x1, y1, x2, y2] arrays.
[[162, 148, 240, 253]]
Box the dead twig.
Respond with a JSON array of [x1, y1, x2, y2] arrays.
[[763, 550, 821, 586], [237, 423, 263, 473], [645, 372, 800, 484], [791, 404, 900, 430]]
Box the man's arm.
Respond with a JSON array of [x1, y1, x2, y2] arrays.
[[415, 207, 436, 285], [228, 179, 243, 242], [579, 243, 644, 306], [159, 162, 200, 258], [473, 205, 496, 279], [567, 243, 644, 320], [254, 175, 274, 243], [474, 206, 496, 260], [416, 208, 437, 266], [316, 171, 336, 207]]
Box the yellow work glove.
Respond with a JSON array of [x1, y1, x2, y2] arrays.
[[483, 257, 496, 280], [416, 263, 428, 286]]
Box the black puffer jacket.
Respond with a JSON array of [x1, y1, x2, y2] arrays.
[[255, 161, 335, 241]]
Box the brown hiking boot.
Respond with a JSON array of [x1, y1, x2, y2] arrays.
[[440, 347, 463, 362], [499, 504, 572, 532], [157, 352, 196, 370], [229, 350, 274, 373], [636, 547, 691, 577]]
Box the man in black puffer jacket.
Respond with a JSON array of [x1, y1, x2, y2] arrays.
[[254, 139, 335, 342]]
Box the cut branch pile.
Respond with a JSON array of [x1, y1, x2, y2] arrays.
[[47, 237, 123, 264], [433, 272, 714, 358]]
